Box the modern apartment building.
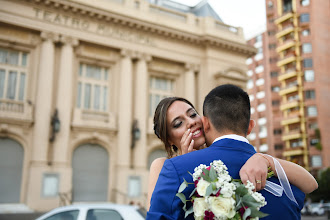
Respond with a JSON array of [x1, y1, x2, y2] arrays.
[[0, 0, 255, 212], [247, 0, 330, 175]]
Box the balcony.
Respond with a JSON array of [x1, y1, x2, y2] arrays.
[[280, 99, 299, 111], [279, 82, 298, 96], [277, 55, 297, 67], [278, 69, 298, 81], [276, 40, 296, 53], [281, 112, 301, 126], [0, 99, 34, 124], [275, 12, 294, 25], [276, 25, 295, 39], [283, 148, 304, 157], [282, 129, 303, 141], [72, 108, 117, 130]]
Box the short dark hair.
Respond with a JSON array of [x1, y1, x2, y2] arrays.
[[153, 97, 196, 158], [203, 84, 251, 135]]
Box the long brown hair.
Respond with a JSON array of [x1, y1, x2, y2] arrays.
[[153, 97, 195, 158]]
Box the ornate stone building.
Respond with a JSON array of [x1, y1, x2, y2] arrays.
[[0, 0, 255, 211]]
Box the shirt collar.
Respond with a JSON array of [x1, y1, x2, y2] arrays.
[[212, 134, 249, 144]]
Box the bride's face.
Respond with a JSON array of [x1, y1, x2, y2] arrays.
[[166, 101, 205, 152]]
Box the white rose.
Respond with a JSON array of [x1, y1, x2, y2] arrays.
[[196, 179, 210, 197], [208, 196, 236, 219], [193, 198, 208, 218]]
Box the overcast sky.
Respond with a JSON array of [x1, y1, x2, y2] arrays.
[[172, 0, 267, 39]]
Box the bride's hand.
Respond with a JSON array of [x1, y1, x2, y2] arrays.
[[239, 153, 269, 191], [180, 129, 195, 155]]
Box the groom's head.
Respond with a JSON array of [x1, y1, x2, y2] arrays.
[[202, 84, 254, 145]]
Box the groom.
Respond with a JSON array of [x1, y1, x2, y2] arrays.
[[147, 84, 305, 219]]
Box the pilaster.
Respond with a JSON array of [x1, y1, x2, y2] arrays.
[[53, 36, 79, 164], [133, 53, 152, 169]]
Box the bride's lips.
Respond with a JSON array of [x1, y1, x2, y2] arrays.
[[191, 128, 202, 138]]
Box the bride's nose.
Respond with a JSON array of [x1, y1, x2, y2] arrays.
[[187, 118, 197, 129]]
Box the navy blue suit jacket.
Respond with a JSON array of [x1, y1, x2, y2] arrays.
[[147, 138, 305, 220]]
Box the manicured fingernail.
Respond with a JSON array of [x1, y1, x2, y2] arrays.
[[187, 129, 190, 132]]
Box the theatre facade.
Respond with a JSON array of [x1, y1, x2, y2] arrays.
[[0, 0, 255, 211]]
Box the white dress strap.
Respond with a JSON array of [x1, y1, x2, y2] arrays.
[[267, 155, 299, 206]]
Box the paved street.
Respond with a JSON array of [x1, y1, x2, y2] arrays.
[[302, 215, 329, 220]]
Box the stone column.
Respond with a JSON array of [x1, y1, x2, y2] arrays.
[[133, 53, 151, 170], [116, 49, 134, 203], [53, 36, 78, 164], [28, 32, 58, 210], [118, 49, 134, 168], [185, 63, 198, 105], [32, 32, 58, 162]]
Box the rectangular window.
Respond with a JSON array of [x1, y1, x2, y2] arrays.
[[0, 47, 28, 102], [304, 70, 314, 82], [307, 106, 317, 116], [274, 144, 283, 150], [301, 0, 310, 6], [268, 30, 276, 36], [273, 129, 282, 135], [268, 44, 277, 49], [270, 72, 278, 78], [302, 43, 312, 53], [272, 100, 280, 106], [255, 65, 264, 73], [303, 58, 313, 68], [149, 76, 174, 116], [42, 173, 59, 197], [302, 29, 310, 36], [311, 155, 322, 167], [76, 63, 109, 112], [271, 86, 280, 92], [300, 13, 310, 22], [128, 176, 141, 197], [305, 90, 315, 99]]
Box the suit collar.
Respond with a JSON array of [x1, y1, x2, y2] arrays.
[[213, 134, 249, 144], [210, 135, 256, 154]]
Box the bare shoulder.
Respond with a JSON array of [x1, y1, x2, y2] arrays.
[[150, 157, 166, 172]]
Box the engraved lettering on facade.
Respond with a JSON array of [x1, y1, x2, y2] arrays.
[[33, 7, 155, 46]]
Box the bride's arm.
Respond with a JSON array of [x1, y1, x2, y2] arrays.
[[147, 157, 166, 210], [259, 154, 318, 193], [240, 153, 318, 193]]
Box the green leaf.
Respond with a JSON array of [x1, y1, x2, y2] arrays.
[[209, 166, 217, 181], [184, 206, 194, 218], [189, 188, 197, 198], [235, 185, 248, 196], [201, 168, 212, 182], [176, 193, 186, 204], [241, 194, 260, 208], [249, 208, 269, 218], [178, 179, 188, 193], [205, 183, 213, 197], [242, 208, 251, 220], [235, 197, 242, 210]]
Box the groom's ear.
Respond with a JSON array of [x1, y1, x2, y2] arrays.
[[202, 116, 210, 133], [247, 119, 255, 135]]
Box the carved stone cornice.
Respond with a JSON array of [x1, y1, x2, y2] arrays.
[[40, 31, 59, 42], [25, 0, 256, 55], [136, 52, 152, 62], [60, 35, 79, 46], [185, 63, 200, 72]]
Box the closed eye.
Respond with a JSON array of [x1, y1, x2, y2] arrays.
[[173, 121, 182, 128]]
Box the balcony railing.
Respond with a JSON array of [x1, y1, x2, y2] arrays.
[[0, 99, 33, 122]]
